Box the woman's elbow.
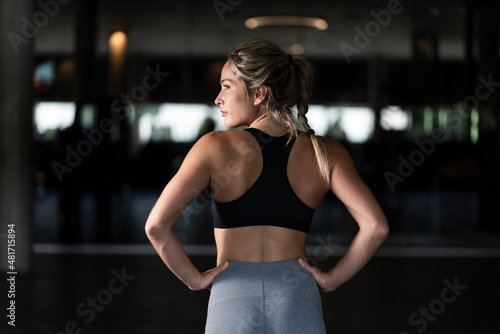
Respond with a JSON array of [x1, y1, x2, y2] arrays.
[[145, 220, 157, 239], [145, 219, 168, 241], [375, 218, 390, 241], [362, 216, 389, 242]]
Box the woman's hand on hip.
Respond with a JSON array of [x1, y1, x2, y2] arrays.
[[188, 261, 229, 291], [298, 258, 337, 292]]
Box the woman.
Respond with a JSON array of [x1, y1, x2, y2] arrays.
[[145, 39, 389, 333]]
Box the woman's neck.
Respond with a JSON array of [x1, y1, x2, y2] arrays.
[[248, 112, 288, 137]]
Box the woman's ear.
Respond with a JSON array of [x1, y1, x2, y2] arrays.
[[253, 85, 268, 106]]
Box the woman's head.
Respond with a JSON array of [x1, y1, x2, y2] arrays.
[[219, 39, 331, 185], [225, 39, 315, 137], [215, 61, 264, 129]]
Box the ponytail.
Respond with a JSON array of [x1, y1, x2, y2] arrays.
[[227, 40, 331, 186], [295, 96, 330, 186]]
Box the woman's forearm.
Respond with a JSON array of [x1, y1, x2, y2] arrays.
[[146, 224, 201, 290], [326, 225, 388, 291]]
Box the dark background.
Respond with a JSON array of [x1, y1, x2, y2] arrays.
[[0, 0, 499, 333]]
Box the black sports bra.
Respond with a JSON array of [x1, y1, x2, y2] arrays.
[[212, 128, 315, 233]]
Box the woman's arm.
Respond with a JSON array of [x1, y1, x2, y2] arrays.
[[145, 133, 228, 291], [300, 140, 389, 292]]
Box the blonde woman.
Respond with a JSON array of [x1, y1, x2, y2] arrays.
[[146, 39, 389, 333]]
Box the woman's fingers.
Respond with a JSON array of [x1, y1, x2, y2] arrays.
[[200, 261, 229, 291], [298, 258, 335, 292], [298, 258, 323, 280], [298, 258, 314, 274]]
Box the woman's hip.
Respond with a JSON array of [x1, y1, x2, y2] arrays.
[[206, 259, 325, 334]]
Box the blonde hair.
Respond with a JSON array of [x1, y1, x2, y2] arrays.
[[227, 39, 330, 185]]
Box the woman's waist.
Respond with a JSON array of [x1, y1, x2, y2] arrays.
[[210, 259, 319, 301], [214, 225, 307, 264], [219, 253, 306, 264], [217, 244, 306, 263]]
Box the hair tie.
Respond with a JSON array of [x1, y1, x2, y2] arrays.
[[306, 129, 315, 136], [288, 54, 293, 67]]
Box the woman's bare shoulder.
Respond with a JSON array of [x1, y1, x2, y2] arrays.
[[195, 130, 252, 156], [318, 136, 353, 168], [198, 129, 249, 145]]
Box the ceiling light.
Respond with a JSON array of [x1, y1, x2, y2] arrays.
[[245, 16, 328, 31], [290, 43, 304, 55]]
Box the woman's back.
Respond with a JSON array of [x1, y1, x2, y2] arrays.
[[206, 128, 331, 263]]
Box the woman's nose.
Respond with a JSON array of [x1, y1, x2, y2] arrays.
[[214, 92, 222, 106]]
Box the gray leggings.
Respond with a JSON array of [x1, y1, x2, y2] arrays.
[[205, 260, 326, 334]]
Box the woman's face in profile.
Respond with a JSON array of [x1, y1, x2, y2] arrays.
[[215, 61, 259, 128]]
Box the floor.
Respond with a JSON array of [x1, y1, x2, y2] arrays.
[[3, 248, 500, 334]]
